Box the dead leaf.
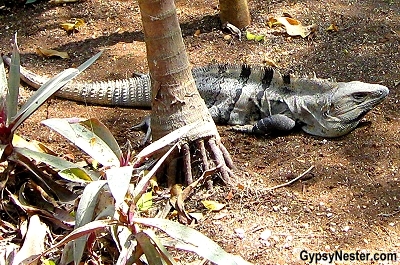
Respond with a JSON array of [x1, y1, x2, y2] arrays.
[[194, 29, 201, 37], [267, 17, 278, 28], [202, 200, 226, 211], [282, 12, 293, 18], [188, 212, 203, 221], [12, 215, 47, 265], [149, 175, 159, 192], [213, 212, 228, 220], [263, 57, 279, 67], [50, 0, 79, 4], [60, 22, 76, 32], [276, 17, 317, 38], [326, 23, 339, 32], [225, 190, 234, 200], [60, 18, 85, 33], [170, 184, 191, 224], [36, 47, 69, 59]]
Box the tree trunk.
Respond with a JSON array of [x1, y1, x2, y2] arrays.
[[138, 0, 234, 185], [219, 0, 251, 29]]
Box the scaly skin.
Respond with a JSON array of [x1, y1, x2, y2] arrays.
[[2, 56, 389, 137]]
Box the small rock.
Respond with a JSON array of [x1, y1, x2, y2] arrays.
[[260, 229, 272, 240], [223, 34, 232, 41], [234, 228, 245, 239], [343, 225, 351, 232], [325, 245, 331, 251]]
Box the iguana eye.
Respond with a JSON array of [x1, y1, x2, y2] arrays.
[[352, 92, 368, 101]]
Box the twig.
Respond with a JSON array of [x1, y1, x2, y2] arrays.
[[377, 208, 400, 217], [267, 165, 314, 191]]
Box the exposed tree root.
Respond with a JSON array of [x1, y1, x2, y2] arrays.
[[161, 136, 234, 188]]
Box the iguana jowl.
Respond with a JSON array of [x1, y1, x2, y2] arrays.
[[3, 56, 389, 138]]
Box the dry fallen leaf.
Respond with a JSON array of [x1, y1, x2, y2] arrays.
[[267, 17, 278, 28], [194, 29, 201, 37], [276, 16, 317, 38], [263, 57, 279, 68], [202, 200, 226, 211], [36, 47, 69, 58], [12, 215, 47, 265], [326, 23, 339, 32], [60, 18, 85, 33], [50, 0, 79, 4]]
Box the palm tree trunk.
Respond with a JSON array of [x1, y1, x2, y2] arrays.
[[138, 0, 218, 142], [138, 0, 234, 185], [219, 0, 251, 29]]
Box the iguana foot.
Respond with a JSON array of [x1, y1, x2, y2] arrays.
[[131, 116, 152, 145], [231, 114, 296, 135]]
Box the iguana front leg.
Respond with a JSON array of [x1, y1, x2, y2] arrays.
[[233, 114, 296, 135]]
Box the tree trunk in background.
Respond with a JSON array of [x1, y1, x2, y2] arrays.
[[219, 0, 251, 29], [138, 0, 234, 186]]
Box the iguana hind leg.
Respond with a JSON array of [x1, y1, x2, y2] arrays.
[[233, 114, 296, 135], [131, 115, 152, 145]]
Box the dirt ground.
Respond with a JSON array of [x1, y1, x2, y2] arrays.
[[1, 0, 400, 264]]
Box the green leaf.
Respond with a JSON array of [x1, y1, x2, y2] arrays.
[[246, 31, 256, 40], [0, 55, 7, 107], [10, 51, 102, 133], [135, 122, 195, 164], [245, 31, 265, 42], [42, 118, 120, 167], [80, 118, 122, 161], [106, 165, 133, 206], [132, 218, 251, 265], [13, 152, 78, 202], [255, 34, 265, 42], [140, 229, 178, 265], [136, 191, 153, 211], [59, 168, 94, 182], [14, 147, 97, 182], [10, 68, 79, 132], [7, 33, 20, 123], [74, 180, 107, 264], [136, 231, 164, 265], [42, 259, 56, 265]]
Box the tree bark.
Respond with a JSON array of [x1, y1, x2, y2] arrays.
[[219, 0, 251, 29], [138, 0, 218, 142], [138, 0, 234, 186]]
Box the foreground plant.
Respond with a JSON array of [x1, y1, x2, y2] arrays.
[[0, 35, 103, 264], [32, 117, 250, 264], [0, 37, 250, 264]]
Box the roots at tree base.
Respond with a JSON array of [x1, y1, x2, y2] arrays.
[[158, 136, 235, 187]]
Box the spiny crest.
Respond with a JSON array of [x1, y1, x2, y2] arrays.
[[193, 63, 281, 87]]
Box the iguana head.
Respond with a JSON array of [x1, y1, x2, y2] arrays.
[[289, 80, 389, 137]]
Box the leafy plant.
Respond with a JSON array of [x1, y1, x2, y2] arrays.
[[0, 34, 103, 263], [27, 119, 251, 264], [1, 35, 250, 265]]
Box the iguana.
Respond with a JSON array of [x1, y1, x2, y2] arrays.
[[2, 56, 389, 138]]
